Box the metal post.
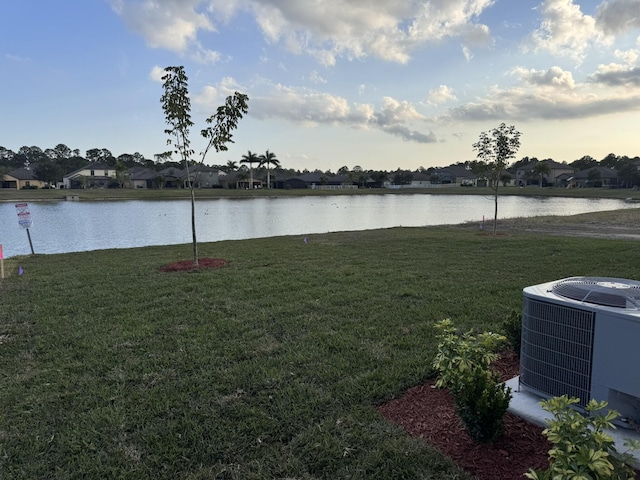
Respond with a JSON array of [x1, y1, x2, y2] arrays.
[[26, 228, 35, 255]]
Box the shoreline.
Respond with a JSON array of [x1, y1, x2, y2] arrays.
[[1, 186, 639, 203]]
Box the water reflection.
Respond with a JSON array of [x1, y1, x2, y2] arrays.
[[0, 194, 634, 258]]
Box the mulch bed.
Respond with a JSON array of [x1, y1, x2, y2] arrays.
[[159, 258, 228, 272], [377, 351, 552, 480]]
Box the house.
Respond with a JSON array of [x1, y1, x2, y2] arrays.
[[188, 164, 220, 188], [573, 167, 621, 188], [515, 160, 574, 187], [1, 168, 47, 189], [431, 165, 478, 186], [128, 166, 158, 189], [157, 167, 186, 188], [62, 163, 117, 189], [283, 173, 356, 189]]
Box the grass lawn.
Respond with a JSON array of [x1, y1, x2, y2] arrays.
[[1, 219, 639, 479]]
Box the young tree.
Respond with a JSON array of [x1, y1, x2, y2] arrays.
[[161, 65, 249, 266], [472, 123, 522, 235]]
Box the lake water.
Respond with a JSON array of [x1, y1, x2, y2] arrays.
[[0, 194, 635, 258]]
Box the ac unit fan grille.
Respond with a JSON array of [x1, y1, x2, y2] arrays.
[[551, 277, 640, 309], [520, 298, 595, 407]]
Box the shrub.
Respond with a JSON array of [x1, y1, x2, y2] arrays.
[[454, 367, 512, 443], [501, 309, 522, 356], [526, 396, 640, 480], [432, 319, 512, 443]]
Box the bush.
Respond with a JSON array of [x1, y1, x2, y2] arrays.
[[432, 319, 512, 443], [526, 396, 640, 480], [501, 309, 522, 356], [454, 367, 511, 443]]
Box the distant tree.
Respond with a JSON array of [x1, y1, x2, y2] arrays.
[[569, 155, 598, 171], [240, 150, 260, 189], [259, 150, 280, 189], [532, 161, 551, 187], [161, 65, 248, 266], [337, 165, 349, 174], [16, 146, 47, 168], [34, 159, 63, 187], [53, 143, 73, 160], [225, 160, 238, 172], [601, 153, 619, 169], [472, 123, 522, 235]]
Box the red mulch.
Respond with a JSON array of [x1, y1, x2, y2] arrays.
[[159, 258, 228, 272], [377, 351, 552, 480]]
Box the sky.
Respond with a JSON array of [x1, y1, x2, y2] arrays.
[[1, 0, 640, 172]]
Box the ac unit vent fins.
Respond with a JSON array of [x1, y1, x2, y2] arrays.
[[520, 298, 595, 407], [551, 277, 640, 309]]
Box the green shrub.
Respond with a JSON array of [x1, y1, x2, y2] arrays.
[[432, 319, 512, 443], [454, 367, 511, 443], [526, 396, 640, 480], [501, 309, 522, 355]]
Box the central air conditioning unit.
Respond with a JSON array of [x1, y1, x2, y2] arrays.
[[520, 276, 640, 427]]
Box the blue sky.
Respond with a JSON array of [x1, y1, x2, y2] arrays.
[[2, 0, 640, 172]]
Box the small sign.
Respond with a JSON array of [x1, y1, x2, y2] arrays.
[[15, 202, 33, 229]]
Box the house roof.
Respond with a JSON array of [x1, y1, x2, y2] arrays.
[[63, 162, 113, 179], [518, 160, 572, 172], [437, 165, 476, 179], [574, 167, 619, 179], [158, 167, 185, 178], [128, 167, 158, 180], [6, 168, 37, 180]]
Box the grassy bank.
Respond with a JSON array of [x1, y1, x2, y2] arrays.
[[1, 219, 639, 479], [2, 185, 640, 202]]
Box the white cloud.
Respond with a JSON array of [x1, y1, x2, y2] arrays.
[[511, 66, 576, 89], [110, 0, 215, 52], [308, 70, 327, 84], [428, 85, 458, 105], [113, 0, 495, 64], [193, 77, 244, 110], [239, 81, 436, 143], [529, 0, 610, 61], [438, 63, 640, 123], [149, 65, 165, 82]]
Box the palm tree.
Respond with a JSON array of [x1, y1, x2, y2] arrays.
[[225, 160, 238, 172], [240, 150, 260, 189], [259, 150, 280, 189], [532, 161, 551, 188]]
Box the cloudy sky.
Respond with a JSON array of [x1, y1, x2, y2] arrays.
[[2, 1, 640, 171]]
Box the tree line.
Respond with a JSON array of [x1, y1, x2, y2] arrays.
[[2, 143, 640, 189]]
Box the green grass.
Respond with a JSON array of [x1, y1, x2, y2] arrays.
[[2, 221, 640, 479]]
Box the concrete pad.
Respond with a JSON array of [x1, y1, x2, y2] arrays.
[[506, 376, 640, 467]]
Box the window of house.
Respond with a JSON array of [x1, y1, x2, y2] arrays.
[[90, 170, 95, 176]]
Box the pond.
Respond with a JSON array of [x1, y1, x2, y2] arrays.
[[0, 194, 635, 258]]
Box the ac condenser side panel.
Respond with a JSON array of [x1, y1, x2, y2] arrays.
[[520, 291, 596, 407]]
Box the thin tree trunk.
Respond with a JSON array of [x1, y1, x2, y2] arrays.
[[493, 183, 499, 236], [190, 187, 198, 266], [183, 161, 198, 266]]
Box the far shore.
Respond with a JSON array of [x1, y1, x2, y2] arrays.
[[2, 185, 639, 203]]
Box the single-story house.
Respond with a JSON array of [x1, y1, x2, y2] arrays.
[[283, 173, 355, 189], [1, 168, 47, 189], [128, 166, 158, 189], [573, 167, 621, 188]]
